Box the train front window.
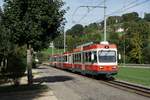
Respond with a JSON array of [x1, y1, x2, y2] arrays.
[[98, 50, 116, 62]]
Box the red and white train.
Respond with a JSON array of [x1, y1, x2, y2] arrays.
[[49, 41, 118, 78]]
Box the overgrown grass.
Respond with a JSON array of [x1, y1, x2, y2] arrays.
[[42, 48, 64, 55], [0, 84, 48, 93], [116, 67, 150, 87], [39, 48, 64, 62]]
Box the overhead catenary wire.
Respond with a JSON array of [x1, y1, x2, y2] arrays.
[[72, 0, 135, 24], [107, 0, 149, 16], [92, 0, 149, 24], [70, 0, 149, 40], [71, 0, 107, 24], [107, 0, 138, 16]]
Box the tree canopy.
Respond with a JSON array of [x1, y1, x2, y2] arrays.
[[3, 0, 65, 51], [0, 0, 66, 85], [144, 13, 150, 22], [66, 24, 84, 36]]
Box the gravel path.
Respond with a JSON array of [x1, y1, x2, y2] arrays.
[[35, 66, 149, 100]]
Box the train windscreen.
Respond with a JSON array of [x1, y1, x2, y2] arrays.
[[98, 50, 116, 62]]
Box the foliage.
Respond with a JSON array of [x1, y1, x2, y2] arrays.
[[122, 12, 140, 22], [0, 0, 66, 85], [3, 0, 66, 51], [143, 45, 150, 64], [144, 13, 150, 22], [66, 24, 84, 36], [109, 32, 119, 45], [66, 35, 76, 51], [1, 46, 26, 85], [53, 33, 101, 51], [53, 34, 64, 49], [65, 11, 150, 64], [129, 33, 143, 63], [36, 52, 48, 63], [84, 23, 100, 34], [107, 16, 122, 25], [125, 21, 150, 64]]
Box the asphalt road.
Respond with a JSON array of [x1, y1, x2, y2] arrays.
[[35, 66, 149, 100]]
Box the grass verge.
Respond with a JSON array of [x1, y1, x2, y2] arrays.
[[115, 67, 150, 87]]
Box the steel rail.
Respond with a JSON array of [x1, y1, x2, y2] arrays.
[[100, 80, 150, 98]]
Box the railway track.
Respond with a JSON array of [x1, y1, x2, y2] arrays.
[[72, 72, 150, 98], [100, 80, 150, 98]]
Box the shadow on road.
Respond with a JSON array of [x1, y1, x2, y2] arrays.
[[33, 75, 74, 84], [35, 67, 48, 69], [0, 84, 49, 100]]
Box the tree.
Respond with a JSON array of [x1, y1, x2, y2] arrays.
[[0, 7, 12, 71], [129, 33, 143, 63], [53, 34, 64, 49], [107, 16, 122, 25], [2, 46, 26, 86], [123, 20, 150, 64], [66, 35, 76, 51], [66, 24, 83, 36], [144, 13, 150, 22], [84, 23, 100, 34], [122, 12, 140, 22], [3, 0, 65, 85], [0, 9, 26, 85], [109, 32, 119, 45], [143, 45, 150, 64]]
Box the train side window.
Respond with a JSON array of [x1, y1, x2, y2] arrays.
[[76, 54, 78, 62], [65, 56, 67, 62], [73, 54, 75, 63], [74, 54, 77, 63], [91, 51, 97, 63], [63, 56, 65, 62], [78, 53, 79, 62], [85, 52, 90, 62], [67, 55, 69, 62], [79, 53, 81, 62], [83, 52, 86, 63], [75, 54, 77, 62], [68, 55, 71, 63], [89, 52, 91, 62], [85, 52, 88, 62]]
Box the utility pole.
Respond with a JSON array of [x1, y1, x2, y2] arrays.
[[52, 41, 54, 55], [80, 0, 107, 41], [64, 29, 66, 52], [104, 0, 107, 41], [50, 41, 54, 55]]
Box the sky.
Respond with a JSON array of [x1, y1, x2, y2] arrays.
[[64, 0, 150, 31], [0, 0, 149, 31]]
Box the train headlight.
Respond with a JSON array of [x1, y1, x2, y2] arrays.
[[105, 45, 109, 49], [112, 66, 116, 69], [100, 66, 103, 69]]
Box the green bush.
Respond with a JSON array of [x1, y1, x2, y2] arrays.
[[6, 54, 26, 79], [1, 46, 27, 86]]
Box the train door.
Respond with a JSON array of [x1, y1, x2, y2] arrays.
[[81, 52, 85, 70], [68, 54, 72, 69], [60, 56, 63, 69]]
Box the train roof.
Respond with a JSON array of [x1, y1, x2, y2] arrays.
[[73, 41, 117, 53], [49, 41, 117, 57], [63, 51, 72, 55]]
